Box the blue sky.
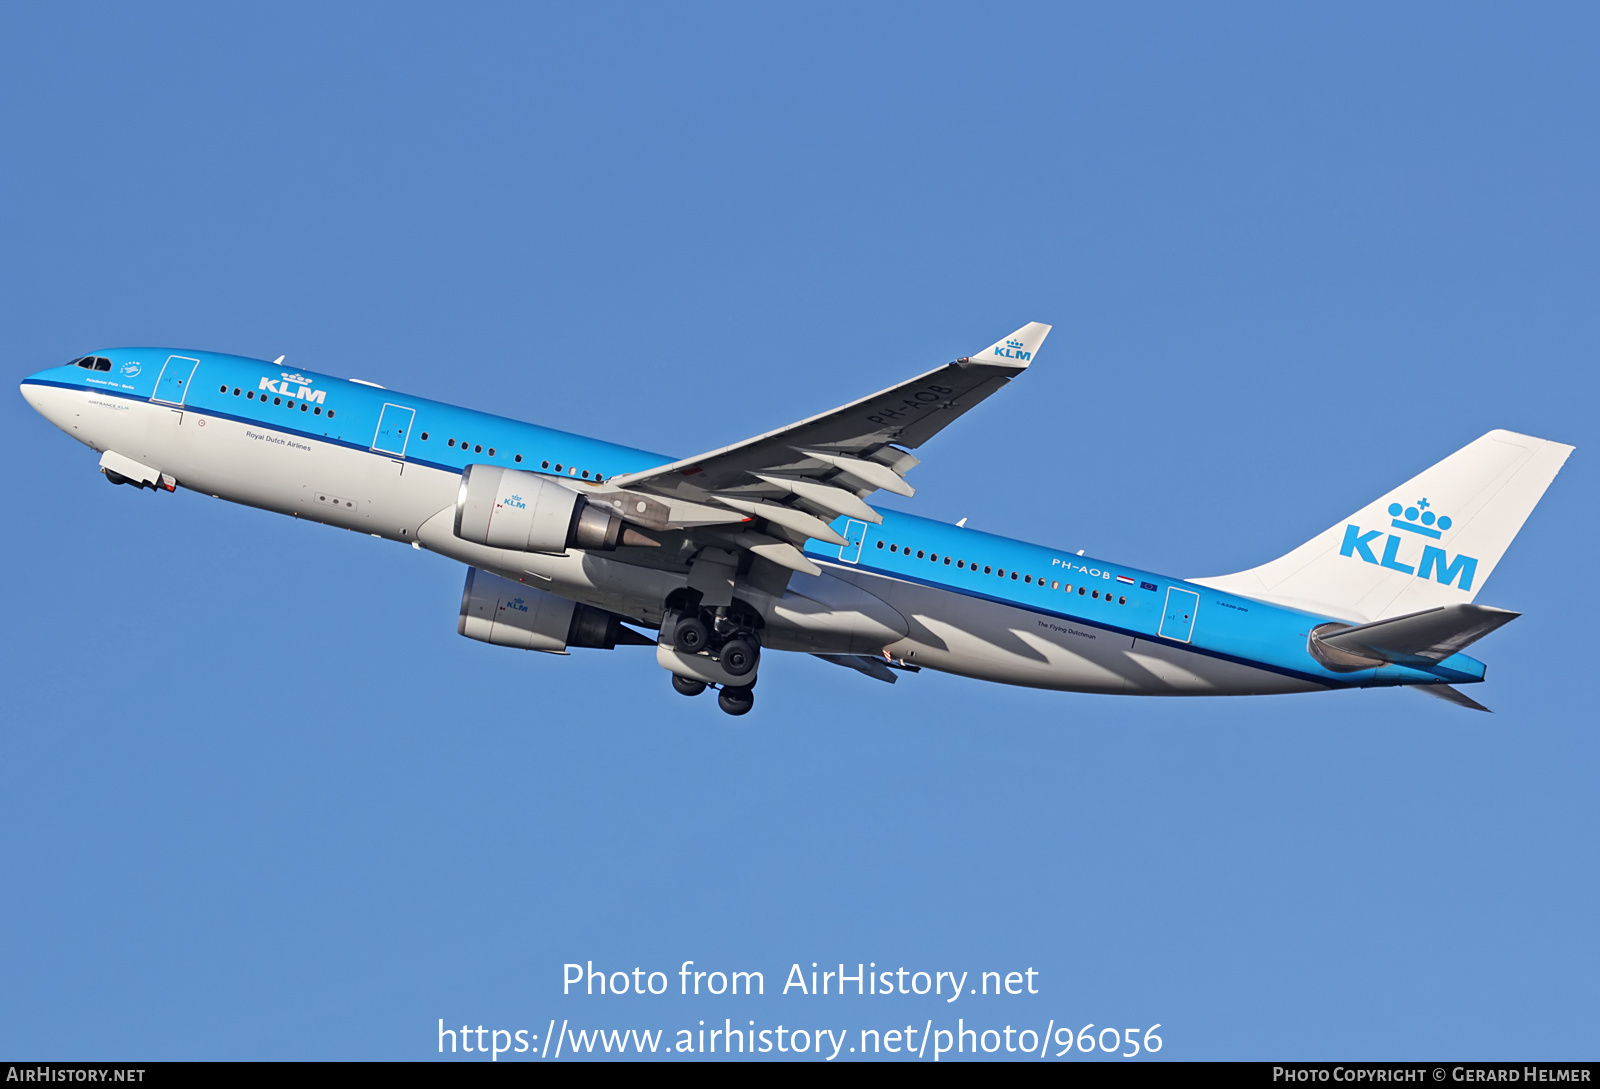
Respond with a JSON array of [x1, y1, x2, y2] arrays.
[[2, 2, 1595, 1060]]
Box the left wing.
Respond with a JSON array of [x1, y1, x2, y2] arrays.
[[593, 322, 1050, 575]]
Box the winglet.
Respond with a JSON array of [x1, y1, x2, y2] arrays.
[[966, 322, 1052, 369]]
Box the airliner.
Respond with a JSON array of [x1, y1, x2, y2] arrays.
[[20, 324, 1572, 715]]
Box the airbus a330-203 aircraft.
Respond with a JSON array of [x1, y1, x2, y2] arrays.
[[21, 324, 1573, 716]]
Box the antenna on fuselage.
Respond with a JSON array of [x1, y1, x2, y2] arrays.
[[956, 518, 968, 528], [273, 355, 285, 365]]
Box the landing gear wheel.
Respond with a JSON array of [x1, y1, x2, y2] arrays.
[[671, 675, 707, 697], [717, 685, 755, 716], [719, 637, 759, 678], [674, 616, 710, 653]]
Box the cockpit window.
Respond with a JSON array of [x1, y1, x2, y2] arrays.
[[72, 356, 111, 371], [94, 357, 111, 371]]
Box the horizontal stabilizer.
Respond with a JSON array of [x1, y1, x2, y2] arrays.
[[1309, 604, 1518, 672], [1412, 684, 1492, 713]]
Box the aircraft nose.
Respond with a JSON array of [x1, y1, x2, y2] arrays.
[[21, 361, 80, 428], [20, 375, 49, 412]]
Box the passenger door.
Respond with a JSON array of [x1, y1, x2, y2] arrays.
[[838, 519, 868, 563], [151, 355, 200, 406], [1159, 587, 1200, 643], [371, 403, 416, 457]]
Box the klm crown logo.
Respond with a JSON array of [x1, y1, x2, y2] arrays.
[[993, 338, 1033, 362], [1388, 498, 1452, 538], [1340, 497, 1477, 589]]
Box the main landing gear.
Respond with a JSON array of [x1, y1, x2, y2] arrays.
[[659, 591, 763, 716], [671, 675, 707, 697], [670, 672, 756, 716], [717, 684, 755, 716]]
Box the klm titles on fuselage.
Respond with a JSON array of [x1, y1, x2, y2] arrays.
[[258, 372, 327, 404], [1339, 498, 1478, 589]]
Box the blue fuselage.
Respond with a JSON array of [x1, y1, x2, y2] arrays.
[[22, 348, 1489, 695]]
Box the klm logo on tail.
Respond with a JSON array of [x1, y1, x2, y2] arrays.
[[1340, 499, 1478, 589], [994, 338, 1033, 362]]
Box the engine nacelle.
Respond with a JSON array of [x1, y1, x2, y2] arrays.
[[457, 567, 650, 653], [454, 464, 623, 553]]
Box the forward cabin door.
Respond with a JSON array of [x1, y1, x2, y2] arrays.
[[151, 355, 200, 406]]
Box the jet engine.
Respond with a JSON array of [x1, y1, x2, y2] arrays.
[[454, 464, 625, 553], [457, 567, 652, 653]]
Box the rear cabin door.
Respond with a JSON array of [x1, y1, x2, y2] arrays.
[[151, 355, 200, 406], [371, 403, 416, 457], [838, 519, 868, 563], [1159, 587, 1200, 643]]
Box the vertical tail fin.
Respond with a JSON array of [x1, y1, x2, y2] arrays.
[[1192, 430, 1573, 621]]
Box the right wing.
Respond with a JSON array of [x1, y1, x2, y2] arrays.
[[588, 322, 1051, 575]]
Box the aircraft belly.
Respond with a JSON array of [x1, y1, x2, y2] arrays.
[[1123, 639, 1323, 696], [762, 572, 909, 655], [838, 569, 1320, 696]]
